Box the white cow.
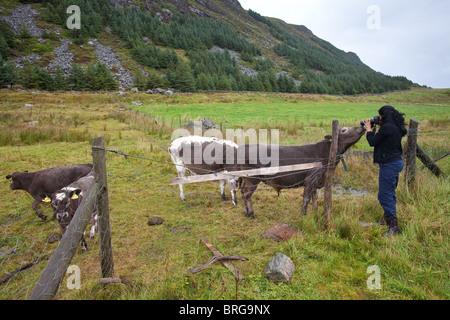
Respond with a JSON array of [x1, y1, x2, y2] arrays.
[[169, 136, 238, 205]]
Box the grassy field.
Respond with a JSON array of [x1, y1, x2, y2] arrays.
[[0, 88, 449, 300]]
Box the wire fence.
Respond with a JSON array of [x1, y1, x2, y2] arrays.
[[0, 124, 448, 300]]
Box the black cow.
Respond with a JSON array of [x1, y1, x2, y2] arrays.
[[237, 126, 365, 218], [5, 164, 93, 220]]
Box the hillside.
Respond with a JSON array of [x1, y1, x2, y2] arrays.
[[0, 0, 414, 94]]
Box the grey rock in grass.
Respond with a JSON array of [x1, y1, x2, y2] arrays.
[[264, 253, 295, 283]]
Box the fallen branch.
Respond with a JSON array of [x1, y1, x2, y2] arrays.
[[0, 256, 48, 285], [98, 277, 133, 287], [190, 256, 249, 274]]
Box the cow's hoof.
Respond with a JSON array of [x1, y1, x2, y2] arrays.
[[221, 195, 227, 201], [38, 214, 47, 221], [232, 201, 238, 206], [244, 211, 255, 219]]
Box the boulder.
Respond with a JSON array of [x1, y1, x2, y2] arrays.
[[262, 223, 300, 242], [264, 253, 295, 283], [153, 88, 165, 94], [184, 118, 220, 131]]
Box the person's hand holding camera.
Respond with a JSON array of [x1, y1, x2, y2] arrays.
[[363, 119, 372, 132]]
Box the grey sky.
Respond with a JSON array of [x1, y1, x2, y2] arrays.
[[239, 0, 450, 88]]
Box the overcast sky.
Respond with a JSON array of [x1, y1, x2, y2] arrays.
[[238, 0, 450, 88]]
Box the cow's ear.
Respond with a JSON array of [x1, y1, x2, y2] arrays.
[[6, 175, 12, 180], [324, 135, 332, 141], [70, 189, 82, 200], [23, 170, 28, 173]]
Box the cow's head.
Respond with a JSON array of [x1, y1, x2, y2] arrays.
[[48, 187, 82, 220], [5, 171, 28, 190], [336, 126, 366, 154]]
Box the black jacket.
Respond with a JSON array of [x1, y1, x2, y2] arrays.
[[366, 122, 404, 164]]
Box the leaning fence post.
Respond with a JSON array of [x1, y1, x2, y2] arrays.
[[323, 120, 339, 227], [416, 144, 442, 177], [405, 119, 419, 188], [92, 137, 114, 278]]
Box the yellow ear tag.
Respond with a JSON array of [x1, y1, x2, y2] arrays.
[[71, 194, 79, 200], [42, 196, 51, 203]]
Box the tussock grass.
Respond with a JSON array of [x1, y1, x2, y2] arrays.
[[0, 88, 448, 300]]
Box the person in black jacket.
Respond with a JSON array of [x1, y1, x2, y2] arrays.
[[364, 105, 408, 236]]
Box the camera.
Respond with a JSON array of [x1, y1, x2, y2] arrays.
[[360, 116, 380, 126]]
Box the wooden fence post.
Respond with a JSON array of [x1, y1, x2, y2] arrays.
[[92, 137, 114, 279], [416, 144, 442, 177], [405, 119, 419, 187], [29, 183, 101, 300], [323, 120, 339, 226]]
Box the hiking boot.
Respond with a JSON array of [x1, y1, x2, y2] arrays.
[[383, 215, 401, 237]]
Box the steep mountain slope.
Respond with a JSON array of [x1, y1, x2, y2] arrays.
[[0, 0, 414, 93]]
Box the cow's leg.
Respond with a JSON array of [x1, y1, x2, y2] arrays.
[[177, 166, 186, 202], [228, 178, 238, 206], [301, 183, 316, 215], [90, 212, 98, 240], [241, 178, 259, 219], [220, 180, 227, 201], [32, 198, 47, 220], [81, 233, 88, 253], [311, 188, 318, 211]]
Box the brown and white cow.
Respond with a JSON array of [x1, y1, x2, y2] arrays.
[[6, 164, 93, 220], [237, 126, 365, 218], [47, 171, 97, 253], [169, 136, 239, 205]]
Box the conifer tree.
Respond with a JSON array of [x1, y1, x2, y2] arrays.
[[53, 66, 68, 91]]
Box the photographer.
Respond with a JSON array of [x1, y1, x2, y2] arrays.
[[363, 105, 408, 236]]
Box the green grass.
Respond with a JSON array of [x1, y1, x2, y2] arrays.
[[0, 88, 448, 300], [131, 89, 450, 128]]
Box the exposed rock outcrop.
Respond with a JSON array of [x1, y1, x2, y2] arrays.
[[90, 39, 134, 89], [0, 4, 43, 36], [47, 39, 74, 74]]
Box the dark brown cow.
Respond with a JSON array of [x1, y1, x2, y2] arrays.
[[5, 164, 93, 220], [237, 126, 365, 218]]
